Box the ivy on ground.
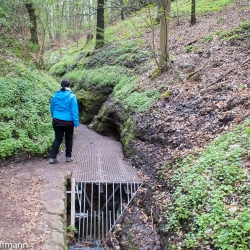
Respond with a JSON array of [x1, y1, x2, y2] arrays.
[[162, 120, 250, 250], [0, 59, 58, 159]]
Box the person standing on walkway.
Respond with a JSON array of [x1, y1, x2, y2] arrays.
[[49, 79, 79, 164]]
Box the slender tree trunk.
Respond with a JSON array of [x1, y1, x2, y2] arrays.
[[159, 0, 171, 69], [95, 0, 105, 49], [191, 0, 196, 26], [25, 3, 39, 45], [155, 0, 162, 24], [121, 0, 125, 20]]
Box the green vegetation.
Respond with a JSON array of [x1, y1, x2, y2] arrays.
[[65, 66, 130, 89], [203, 20, 250, 43], [161, 90, 173, 98], [120, 117, 136, 155], [0, 57, 58, 159], [49, 48, 85, 76], [50, 36, 157, 120], [162, 120, 250, 249], [172, 0, 236, 16], [218, 20, 250, 42], [203, 34, 214, 42], [66, 225, 78, 238], [113, 78, 161, 113]]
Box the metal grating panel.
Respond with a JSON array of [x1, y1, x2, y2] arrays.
[[56, 125, 141, 184], [74, 181, 142, 244]]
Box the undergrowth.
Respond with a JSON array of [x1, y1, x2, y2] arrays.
[[172, 0, 236, 16], [0, 58, 58, 160], [217, 20, 250, 42], [203, 20, 250, 43], [113, 78, 161, 113], [49, 48, 83, 76], [162, 120, 250, 249], [65, 65, 131, 89], [51, 37, 157, 114]]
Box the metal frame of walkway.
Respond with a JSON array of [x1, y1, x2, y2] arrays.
[[56, 125, 142, 246]]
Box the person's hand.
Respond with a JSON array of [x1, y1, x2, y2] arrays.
[[74, 127, 78, 131]]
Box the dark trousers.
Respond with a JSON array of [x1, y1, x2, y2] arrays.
[[50, 125, 74, 158]]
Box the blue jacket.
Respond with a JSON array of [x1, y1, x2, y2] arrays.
[[50, 89, 79, 127]]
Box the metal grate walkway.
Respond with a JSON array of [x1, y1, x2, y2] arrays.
[[55, 125, 142, 247], [56, 125, 141, 183]]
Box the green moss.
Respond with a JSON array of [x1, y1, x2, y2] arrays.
[[76, 88, 112, 124], [150, 69, 162, 80], [65, 66, 130, 90], [91, 106, 111, 134], [49, 48, 85, 76], [120, 118, 136, 156], [161, 90, 173, 98]]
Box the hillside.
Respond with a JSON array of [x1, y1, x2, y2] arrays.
[[0, 43, 58, 163], [0, 0, 250, 249]]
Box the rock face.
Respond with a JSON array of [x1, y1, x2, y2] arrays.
[[76, 86, 113, 124]]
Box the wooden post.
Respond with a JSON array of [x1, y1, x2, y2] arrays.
[[71, 178, 75, 228]]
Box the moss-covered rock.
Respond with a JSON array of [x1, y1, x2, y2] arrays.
[[91, 103, 121, 136], [150, 69, 162, 80], [91, 100, 137, 157], [75, 86, 113, 124], [120, 117, 136, 156], [161, 89, 173, 99]]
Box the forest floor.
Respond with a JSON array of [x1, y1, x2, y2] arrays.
[[0, 0, 250, 250]]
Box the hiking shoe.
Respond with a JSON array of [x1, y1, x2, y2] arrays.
[[66, 157, 73, 162], [49, 158, 59, 164]]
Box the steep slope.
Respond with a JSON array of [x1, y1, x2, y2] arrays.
[[0, 46, 58, 163]]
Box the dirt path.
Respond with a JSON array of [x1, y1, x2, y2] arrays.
[[0, 160, 69, 250]]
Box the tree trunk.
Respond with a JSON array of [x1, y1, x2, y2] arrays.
[[191, 0, 196, 26], [121, 0, 125, 20], [155, 0, 162, 24], [25, 3, 39, 45], [159, 0, 171, 69], [95, 0, 105, 49]]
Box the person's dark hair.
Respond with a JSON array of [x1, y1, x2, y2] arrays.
[[61, 79, 70, 91]]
